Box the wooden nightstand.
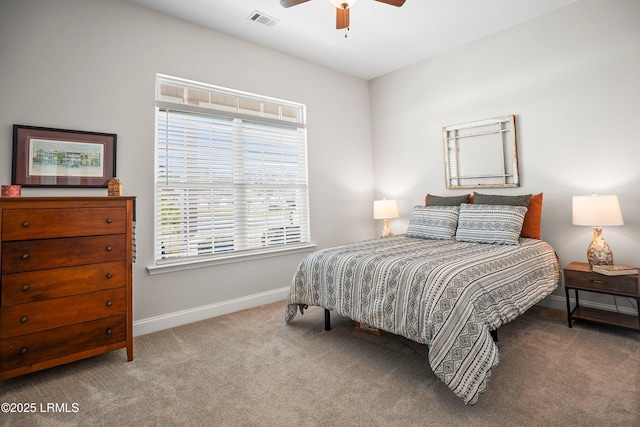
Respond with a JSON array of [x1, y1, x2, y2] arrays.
[[564, 262, 640, 333]]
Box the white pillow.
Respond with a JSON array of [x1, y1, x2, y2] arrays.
[[455, 203, 527, 245], [406, 205, 459, 240]]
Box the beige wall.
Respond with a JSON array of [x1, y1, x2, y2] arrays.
[[370, 0, 640, 312], [0, 0, 376, 333], [2, 0, 638, 331]]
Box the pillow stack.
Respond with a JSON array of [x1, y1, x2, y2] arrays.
[[406, 192, 544, 245]]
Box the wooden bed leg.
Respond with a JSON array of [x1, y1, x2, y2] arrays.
[[490, 329, 498, 342], [324, 309, 331, 331]]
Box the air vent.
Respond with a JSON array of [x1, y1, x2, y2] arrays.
[[247, 10, 279, 28]]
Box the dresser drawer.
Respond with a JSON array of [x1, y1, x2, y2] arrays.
[[0, 288, 126, 339], [2, 207, 127, 241], [1, 261, 126, 306], [564, 269, 639, 295], [2, 235, 125, 274], [0, 315, 126, 371]]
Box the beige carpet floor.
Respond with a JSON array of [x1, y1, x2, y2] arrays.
[[1, 301, 638, 426]]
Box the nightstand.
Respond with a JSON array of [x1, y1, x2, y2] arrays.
[[564, 262, 640, 333]]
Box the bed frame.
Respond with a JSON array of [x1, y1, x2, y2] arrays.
[[322, 308, 499, 341]]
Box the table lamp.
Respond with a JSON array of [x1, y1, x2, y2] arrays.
[[373, 199, 399, 238], [572, 194, 623, 266]]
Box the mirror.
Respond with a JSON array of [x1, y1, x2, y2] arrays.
[[442, 115, 519, 189]]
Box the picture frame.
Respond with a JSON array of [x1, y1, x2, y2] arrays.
[[12, 124, 117, 188], [442, 115, 519, 189]]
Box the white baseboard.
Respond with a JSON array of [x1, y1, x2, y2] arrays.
[[133, 289, 635, 337], [133, 287, 289, 336], [539, 294, 638, 317]]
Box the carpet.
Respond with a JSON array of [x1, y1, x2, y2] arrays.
[[1, 301, 638, 426]]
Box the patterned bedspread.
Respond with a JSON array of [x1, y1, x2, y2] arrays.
[[285, 235, 560, 404]]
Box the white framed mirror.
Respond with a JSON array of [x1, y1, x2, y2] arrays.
[[442, 115, 519, 189]]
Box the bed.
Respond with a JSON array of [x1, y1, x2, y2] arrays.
[[285, 193, 560, 405]]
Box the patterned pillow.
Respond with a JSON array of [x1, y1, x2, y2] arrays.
[[406, 205, 459, 240], [455, 203, 528, 245]]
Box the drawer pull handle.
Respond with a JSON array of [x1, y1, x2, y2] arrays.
[[21, 284, 29, 292], [106, 273, 113, 279], [22, 253, 29, 260], [106, 218, 113, 224], [106, 328, 113, 335], [20, 347, 29, 355], [591, 280, 607, 285], [106, 300, 113, 307], [22, 221, 30, 228], [106, 246, 112, 251], [20, 315, 28, 323]]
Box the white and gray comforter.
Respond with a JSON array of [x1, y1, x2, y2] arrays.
[[285, 235, 560, 405]]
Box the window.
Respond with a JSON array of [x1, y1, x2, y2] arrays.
[[153, 75, 310, 267]]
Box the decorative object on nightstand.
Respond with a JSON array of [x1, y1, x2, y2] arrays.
[[373, 199, 399, 238], [564, 262, 639, 333], [572, 194, 623, 266], [592, 264, 638, 276]]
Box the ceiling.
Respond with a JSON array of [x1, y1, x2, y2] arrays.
[[125, 0, 580, 80]]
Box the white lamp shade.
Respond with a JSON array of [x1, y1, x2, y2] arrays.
[[373, 199, 399, 220], [572, 195, 624, 226]]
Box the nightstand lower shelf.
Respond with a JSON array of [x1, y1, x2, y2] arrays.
[[570, 306, 640, 331]]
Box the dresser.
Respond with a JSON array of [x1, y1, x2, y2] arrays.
[[0, 196, 135, 380]]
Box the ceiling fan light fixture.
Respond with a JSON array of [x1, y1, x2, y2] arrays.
[[327, 0, 359, 8], [281, 0, 405, 38]]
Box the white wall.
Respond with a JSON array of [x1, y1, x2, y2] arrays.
[[2, 0, 638, 333], [370, 0, 640, 312], [0, 0, 376, 334]]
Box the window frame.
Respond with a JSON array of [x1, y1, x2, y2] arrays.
[[148, 75, 314, 274]]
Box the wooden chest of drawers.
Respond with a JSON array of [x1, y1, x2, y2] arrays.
[[0, 196, 135, 379]]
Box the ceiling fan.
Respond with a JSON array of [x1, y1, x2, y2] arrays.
[[280, 0, 406, 36]]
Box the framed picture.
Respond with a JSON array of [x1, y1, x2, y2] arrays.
[[442, 115, 519, 189], [12, 125, 117, 188]]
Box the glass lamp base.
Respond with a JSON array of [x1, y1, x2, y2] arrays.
[[587, 226, 613, 267], [380, 219, 393, 238]]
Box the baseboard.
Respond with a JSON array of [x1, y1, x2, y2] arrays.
[[539, 294, 638, 316], [133, 287, 289, 336], [133, 289, 635, 337]]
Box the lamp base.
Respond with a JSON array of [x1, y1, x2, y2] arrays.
[[380, 219, 393, 238], [587, 226, 613, 267]]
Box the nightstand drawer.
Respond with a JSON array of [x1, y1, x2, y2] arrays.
[[564, 269, 638, 295]]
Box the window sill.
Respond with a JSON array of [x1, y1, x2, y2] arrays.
[[146, 243, 317, 276]]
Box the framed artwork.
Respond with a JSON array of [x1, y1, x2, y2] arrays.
[[442, 115, 519, 189], [12, 125, 117, 188]]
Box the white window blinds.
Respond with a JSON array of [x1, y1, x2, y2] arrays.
[[154, 75, 310, 264]]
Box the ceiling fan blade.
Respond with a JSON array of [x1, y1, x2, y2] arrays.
[[280, 0, 311, 8], [374, 0, 406, 6], [336, 6, 350, 29]]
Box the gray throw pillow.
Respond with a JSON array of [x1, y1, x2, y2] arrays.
[[426, 194, 471, 206], [473, 192, 531, 207]]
